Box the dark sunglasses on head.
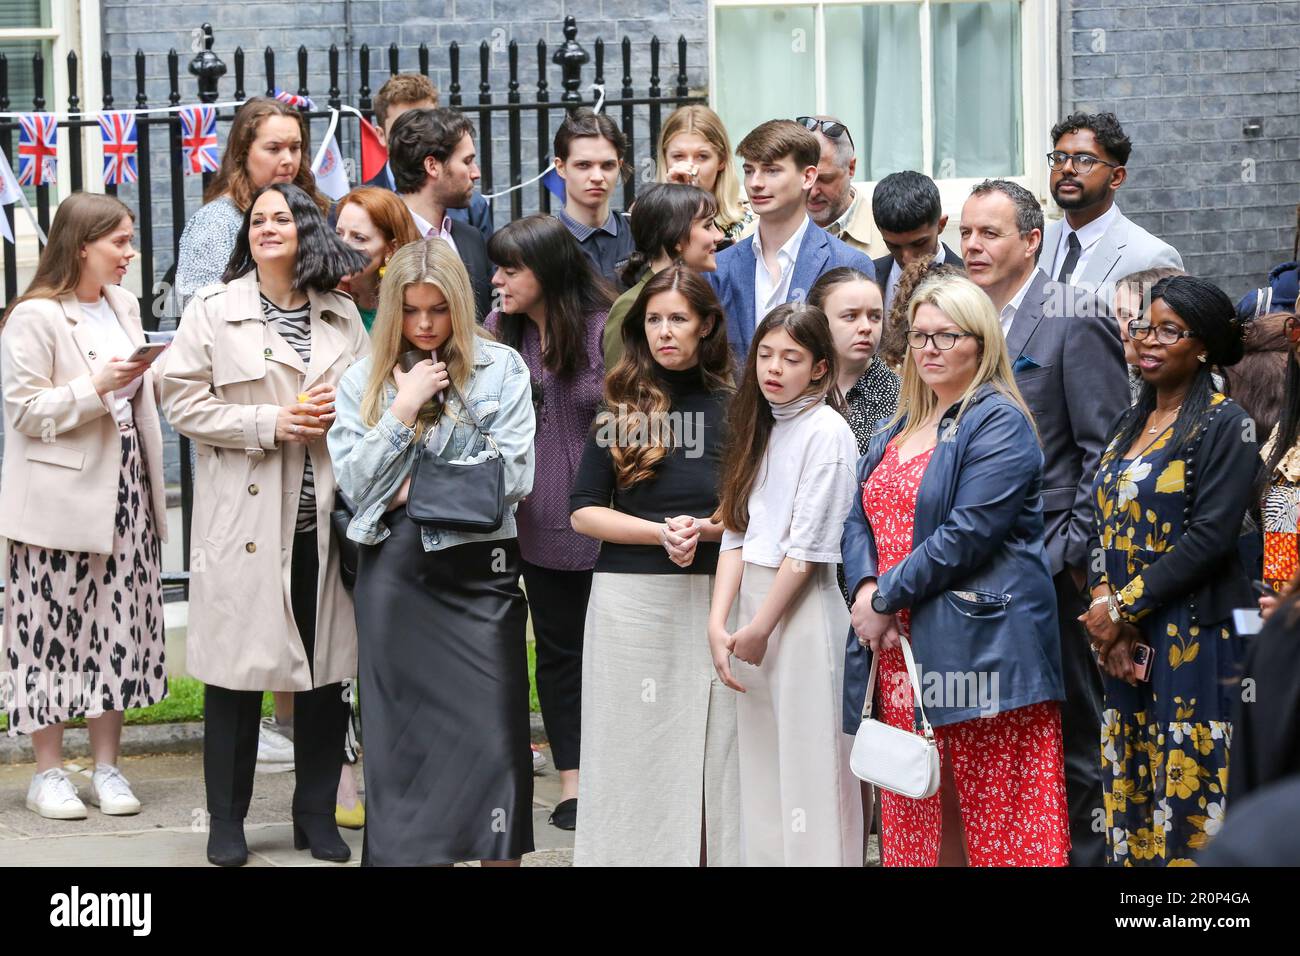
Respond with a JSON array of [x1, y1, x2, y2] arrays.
[[796, 116, 855, 153]]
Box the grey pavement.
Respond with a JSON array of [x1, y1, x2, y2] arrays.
[[0, 747, 574, 867]]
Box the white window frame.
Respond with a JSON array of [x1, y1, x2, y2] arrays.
[[708, 0, 1058, 239], [2, 0, 103, 278]]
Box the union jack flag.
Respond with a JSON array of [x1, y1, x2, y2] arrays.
[[17, 113, 57, 187], [273, 90, 315, 110], [178, 105, 219, 176], [98, 112, 138, 185]]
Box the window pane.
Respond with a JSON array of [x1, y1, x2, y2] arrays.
[[931, 1, 1023, 178], [0, 0, 48, 30], [824, 3, 923, 181], [714, 6, 817, 157]]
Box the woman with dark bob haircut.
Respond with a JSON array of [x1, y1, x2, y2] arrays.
[[486, 214, 613, 831], [162, 182, 370, 867], [1082, 275, 1256, 866], [570, 265, 737, 865], [603, 183, 723, 367]]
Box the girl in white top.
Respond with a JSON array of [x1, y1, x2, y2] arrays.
[[709, 301, 862, 866]]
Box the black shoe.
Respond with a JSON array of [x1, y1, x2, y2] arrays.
[[207, 816, 248, 867], [293, 812, 351, 862], [549, 798, 577, 831]]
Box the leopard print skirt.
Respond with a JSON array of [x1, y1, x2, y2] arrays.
[[3, 424, 167, 735]]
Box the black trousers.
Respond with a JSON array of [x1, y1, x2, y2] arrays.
[[1054, 570, 1106, 867], [520, 561, 592, 771], [204, 531, 349, 820]]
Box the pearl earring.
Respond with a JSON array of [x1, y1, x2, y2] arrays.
[[1197, 353, 1207, 363]]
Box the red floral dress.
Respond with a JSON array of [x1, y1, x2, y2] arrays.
[[863, 440, 1071, 867]]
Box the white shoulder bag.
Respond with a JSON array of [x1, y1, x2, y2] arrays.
[[849, 634, 941, 800]]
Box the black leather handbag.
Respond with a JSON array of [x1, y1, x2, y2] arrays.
[[405, 381, 505, 533], [330, 490, 359, 590]]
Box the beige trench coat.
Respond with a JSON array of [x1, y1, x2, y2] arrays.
[[160, 272, 370, 691], [0, 286, 168, 553]]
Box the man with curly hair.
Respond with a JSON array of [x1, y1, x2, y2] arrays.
[[1043, 111, 1183, 302]]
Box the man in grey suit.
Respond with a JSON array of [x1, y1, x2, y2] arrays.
[[1042, 112, 1183, 303], [961, 179, 1131, 867]]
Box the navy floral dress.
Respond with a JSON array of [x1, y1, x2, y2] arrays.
[[1090, 394, 1251, 866]]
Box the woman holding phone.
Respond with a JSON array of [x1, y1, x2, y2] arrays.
[[329, 239, 537, 866], [162, 183, 370, 867], [0, 194, 169, 820], [1083, 276, 1255, 866]]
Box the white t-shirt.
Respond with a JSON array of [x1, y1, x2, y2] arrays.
[[721, 399, 859, 567], [79, 296, 139, 424]]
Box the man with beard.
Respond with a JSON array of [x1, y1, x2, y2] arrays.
[[389, 107, 495, 319], [1042, 112, 1182, 303]]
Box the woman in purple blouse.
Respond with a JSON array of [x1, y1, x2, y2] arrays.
[[486, 215, 614, 830]]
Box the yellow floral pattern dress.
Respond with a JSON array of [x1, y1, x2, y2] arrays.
[[1090, 395, 1242, 867]]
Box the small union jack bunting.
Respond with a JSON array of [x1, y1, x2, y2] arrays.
[[98, 112, 139, 185], [17, 113, 57, 187], [178, 105, 219, 176], [273, 89, 314, 110]]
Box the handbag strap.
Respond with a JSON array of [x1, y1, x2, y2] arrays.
[[440, 378, 499, 455], [860, 634, 935, 740]]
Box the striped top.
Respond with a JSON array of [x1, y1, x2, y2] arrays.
[[262, 294, 316, 533]]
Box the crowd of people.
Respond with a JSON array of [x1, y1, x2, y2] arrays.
[[2, 74, 1297, 868]]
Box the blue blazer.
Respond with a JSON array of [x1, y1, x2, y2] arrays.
[[708, 219, 876, 361], [840, 384, 1065, 732]]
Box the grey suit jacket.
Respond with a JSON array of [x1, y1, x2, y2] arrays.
[[1006, 269, 1130, 576], [1042, 207, 1183, 301]]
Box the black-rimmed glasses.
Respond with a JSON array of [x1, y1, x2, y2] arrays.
[[906, 330, 977, 351], [1127, 320, 1197, 346], [1047, 150, 1121, 173]]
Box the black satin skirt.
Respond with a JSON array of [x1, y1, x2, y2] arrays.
[[355, 510, 534, 865]]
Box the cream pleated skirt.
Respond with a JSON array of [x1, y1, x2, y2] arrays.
[[574, 572, 740, 867], [732, 561, 863, 866]]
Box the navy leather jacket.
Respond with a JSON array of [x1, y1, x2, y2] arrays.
[[841, 383, 1065, 732]]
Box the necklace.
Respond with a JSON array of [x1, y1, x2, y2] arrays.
[[1147, 404, 1182, 434]]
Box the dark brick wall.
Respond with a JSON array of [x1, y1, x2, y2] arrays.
[[1063, 0, 1300, 299]]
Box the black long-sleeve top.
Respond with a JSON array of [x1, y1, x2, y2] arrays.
[[569, 365, 729, 575]]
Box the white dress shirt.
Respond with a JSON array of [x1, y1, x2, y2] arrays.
[[998, 269, 1041, 338], [1050, 203, 1119, 283], [408, 206, 459, 254], [884, 241, 947, 315], [79, 296, 139, 424], [752, 213, 811, 331]]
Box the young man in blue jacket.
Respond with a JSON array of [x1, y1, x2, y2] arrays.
[[709, 120, 875, 362]]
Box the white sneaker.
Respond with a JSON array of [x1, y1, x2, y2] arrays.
[[255, 717, 295, 773], [89, 763, 142, 815], [531, 744, 548, 773], [26, 768, 88, 820]]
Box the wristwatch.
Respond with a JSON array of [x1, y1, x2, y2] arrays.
[[871, 590, 890, 615], [1106, 593, 1122, 623]]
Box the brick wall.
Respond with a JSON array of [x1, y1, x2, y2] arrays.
[[1063, 0, 1300, 299]]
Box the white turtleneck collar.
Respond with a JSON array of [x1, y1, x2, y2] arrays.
[[769, 392, 823, 421]]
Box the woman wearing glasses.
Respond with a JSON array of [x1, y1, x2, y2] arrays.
[[842, 272, 1070, 867], [1083, 276, 1254, 866]]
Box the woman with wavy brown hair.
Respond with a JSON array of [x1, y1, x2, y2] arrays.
[[569, 265, 738, 866], [175, 97, 330, 312]]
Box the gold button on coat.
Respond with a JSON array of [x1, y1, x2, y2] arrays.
[[245, 542, 256, 553]]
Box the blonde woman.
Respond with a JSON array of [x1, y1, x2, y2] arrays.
[[1, 194, 167, 820], [658, 105, 753, 246], [328, 239, 537, 866], [841, 273, 1071, 867]]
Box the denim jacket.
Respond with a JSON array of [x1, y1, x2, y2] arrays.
[[327, 337, 536, 551]]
